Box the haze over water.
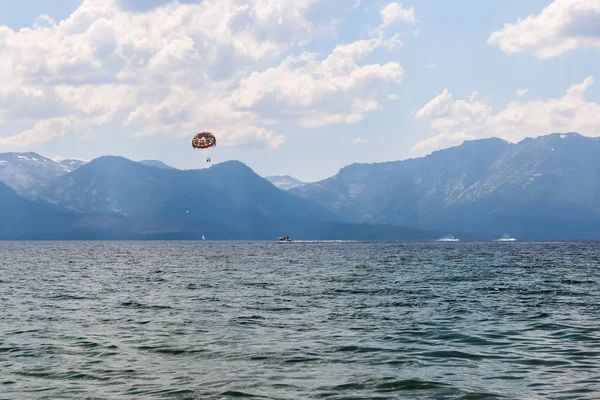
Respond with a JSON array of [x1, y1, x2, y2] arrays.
[[1, 241, 599, 399]]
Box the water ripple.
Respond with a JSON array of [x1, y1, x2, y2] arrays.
[[0, 241, 599, 399]]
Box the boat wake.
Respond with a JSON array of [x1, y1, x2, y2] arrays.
[[287, 240, 358, 243], [437, 235, 459, 242], [495, 234, 517, 242]]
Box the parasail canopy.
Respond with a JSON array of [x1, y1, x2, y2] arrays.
[[192, 132, 216, 149]]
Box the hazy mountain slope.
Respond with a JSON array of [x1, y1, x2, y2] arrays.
[[31, 156, 438, 239], [38, 157, 346, 238], [291, 133, 600, 238], [266, 175, 307, 190], [0, 152, 71, 197], [0, 181, 80, 238], [292, 137, 513, 223]]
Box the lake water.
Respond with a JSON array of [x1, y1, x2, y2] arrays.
[[1, 241, 599, 399]]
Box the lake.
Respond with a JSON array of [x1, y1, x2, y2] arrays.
[[1, 241, 599, 399]]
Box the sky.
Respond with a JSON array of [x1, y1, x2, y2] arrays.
[[0, 0, 599, 182]]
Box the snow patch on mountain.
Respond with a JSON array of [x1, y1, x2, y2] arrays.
[[0, 152, 73, 197]]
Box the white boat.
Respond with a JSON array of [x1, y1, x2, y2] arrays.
[[202, 234, 205, 240], [279, 236, 292, 242]]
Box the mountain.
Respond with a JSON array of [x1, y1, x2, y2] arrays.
[[5, 132, 600, 240], [0, 179, 204, 240], [138, 160, 177, 169], [30, 156, 437, 240], [291, 133, 600, 239], [40, 157, 332, 220], [34, 157, 398, 239], [0, 152, 70, 198], [0, 154, 173, 199], [266, 175, 307, 190], [0, 181, 80, 239], [0, 151, 438, 240]]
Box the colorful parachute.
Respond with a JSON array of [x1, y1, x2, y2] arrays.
[[192, 132, 216, 149]]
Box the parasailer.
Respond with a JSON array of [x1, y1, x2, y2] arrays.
[[192, 132, 216, 149], [192, 132, 216, 163]]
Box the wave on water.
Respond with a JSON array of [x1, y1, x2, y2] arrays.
[[1, 241, 599, 399]]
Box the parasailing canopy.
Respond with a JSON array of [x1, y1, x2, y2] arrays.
[[192, 132, 216, 149]]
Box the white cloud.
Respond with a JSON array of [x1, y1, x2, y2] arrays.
[[410, 132, 476, 154], [380, 2, 416, 29], [0, 0, 402, 151], [516, 89, 528, 97], [388, 94, 400, 100], [230, 37, 404, 127], [0, 118, 77, 148], [353, 137, 367, 144], [215, 125, 285, 149], [412, 76, 600, 154], [488, 0, 600, 59], [414, 89, 491, 134], [425, 62, 436, 69]]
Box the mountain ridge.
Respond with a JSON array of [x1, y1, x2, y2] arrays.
[[10, 155, 434, 240], [291, 132, 600, 239], [2, 132, 598, 240]]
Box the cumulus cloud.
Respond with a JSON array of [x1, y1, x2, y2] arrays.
[[0, 118, 77, 147], [0, 0, 403, 150], [381, 2, 416, 28], [410, 132, 476, 154], [488, 0, 600, 58], [230, 37, 404, 126], [414, 89, 491, 135], [412, 76, 600, 154]]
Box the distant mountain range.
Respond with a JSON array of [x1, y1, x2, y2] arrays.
[[0, 153, 433, 240], [291, 132, 600, 240], [1, 132, 599, 240]]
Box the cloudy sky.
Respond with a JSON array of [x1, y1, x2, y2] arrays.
[[1, 0, 599, 181]]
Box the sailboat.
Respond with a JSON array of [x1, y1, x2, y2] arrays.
[[202, 234, 205, 240]]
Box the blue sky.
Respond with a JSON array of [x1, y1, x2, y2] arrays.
[[0, 0, 599, 181]]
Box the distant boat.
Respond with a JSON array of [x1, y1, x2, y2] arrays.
[[437, 235, 459, 242], [202, 234, 205, 240], [279, 236, 292, 242], [495, 234, 516, 242]]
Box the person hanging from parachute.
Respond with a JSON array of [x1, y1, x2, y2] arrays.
[[192, 132, 216, 163]]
